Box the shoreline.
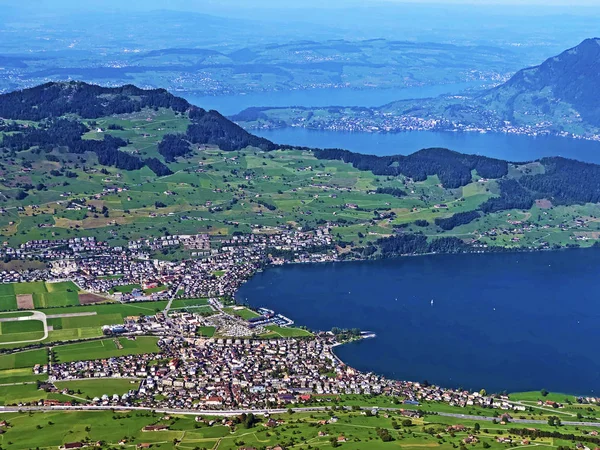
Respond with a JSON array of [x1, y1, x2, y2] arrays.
[[245, 123, 600, 143], [237, 247, 600, 398]]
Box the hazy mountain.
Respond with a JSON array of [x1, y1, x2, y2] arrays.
[[480, 37, 600, 127]]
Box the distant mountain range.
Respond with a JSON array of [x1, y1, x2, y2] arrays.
[[234, 38, 600, 139]]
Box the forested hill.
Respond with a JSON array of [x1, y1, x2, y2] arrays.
[[314, 147, 508, 188], [0, 82, 190, 120], [315, 146, 600, 214], [0, 82, 276, 174]]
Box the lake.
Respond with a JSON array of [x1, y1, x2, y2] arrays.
[[254, 127, 600, 164], [182, 82, 481, 116], [237, 249, 600, 395]]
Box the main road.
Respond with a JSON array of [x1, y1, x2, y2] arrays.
[[1, 404, 599, 427]]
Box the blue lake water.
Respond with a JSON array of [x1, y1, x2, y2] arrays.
[[237, 250, 600, 395], [254, 127, 600, 164], [182, 82, 481, 116]]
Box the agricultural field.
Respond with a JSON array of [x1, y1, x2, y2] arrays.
[[0, 319, 45, 344], [0, 406, 599, 450], [0, 281, 81, 311], [0, 348, 48, 370], [54, 378, 141, 399], [53, 336, 161, 363], [0, 297, 211, 349], [0, 383, 72, 406], [2, 103, 600, 255]]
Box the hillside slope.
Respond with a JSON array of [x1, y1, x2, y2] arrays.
[[478, 37, 600, 129]]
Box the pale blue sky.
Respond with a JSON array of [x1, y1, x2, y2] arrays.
[[6, 0, 600, 10]]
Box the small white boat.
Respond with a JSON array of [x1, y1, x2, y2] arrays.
[[430, 299, 434, 306]]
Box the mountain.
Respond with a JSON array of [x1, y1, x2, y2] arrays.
[[0, 82, 275, 174], [234, 38, 600, 138], [479, 37, 600, 128]]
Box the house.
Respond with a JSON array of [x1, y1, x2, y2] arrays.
[[60, 443, 84, 450], [142, 425, 169, 432], [137, 444, 151, 449]]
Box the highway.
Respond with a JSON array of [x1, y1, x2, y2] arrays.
[[1, 404, 600, 427]]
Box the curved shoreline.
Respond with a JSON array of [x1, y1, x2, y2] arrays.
[[238, 247, 600, 397]]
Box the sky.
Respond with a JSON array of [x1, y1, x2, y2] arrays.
[[6, 0, 600, 11]]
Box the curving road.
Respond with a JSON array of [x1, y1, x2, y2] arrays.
[[0, 311, 48, 344]]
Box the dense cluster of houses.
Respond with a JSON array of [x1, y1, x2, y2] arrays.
[[1, 227, 336, 297], [45, 310, 535, 415]]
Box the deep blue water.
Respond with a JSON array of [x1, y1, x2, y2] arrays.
[[237, 250, 600, 394], [182, 82, 481, 116], [254, 128, 600, 164]]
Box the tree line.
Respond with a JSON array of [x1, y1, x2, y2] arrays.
[[0, 81, 190, 120], [371, 233, 471, 257], [435, 210, 481, 230], [313, 147, 508, 188], [157, 108, 277, 161], [1, 118, 171, 175]]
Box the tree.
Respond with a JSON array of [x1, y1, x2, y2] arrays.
[[474, 423, 480, 432], [547, 416, 561, 427], [541, 389, 549, 397]]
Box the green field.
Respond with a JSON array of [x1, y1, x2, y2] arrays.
[[0, 383, 72, 406], [0, 367, 47, 384], [0, 348, 48, 370], [109, 284, 142, 294], [0, 281, 80, 311], [196, 326, 216, 337], [54, 378, 140, 399], [0, 405, 597, 450], [225, 306, 260, 320], [0, 319, 45, 344], [264, 325, 313, 338], [170, 297, 209, 308], [53, 336, 161, 363]]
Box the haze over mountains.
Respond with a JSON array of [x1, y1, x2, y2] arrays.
[[235, 38, 600, 138]]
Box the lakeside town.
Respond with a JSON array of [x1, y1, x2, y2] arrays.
[[0, 226, 597, 418], [240, 108, 600, 142]]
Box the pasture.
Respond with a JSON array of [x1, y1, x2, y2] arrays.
[[0, 348, 48, 370], [0, 281, 80, 311], [0, 406, 595, 450], [54, 378, 140, 399], [0, 318, 45, 344], [53, 336, 161, 363]]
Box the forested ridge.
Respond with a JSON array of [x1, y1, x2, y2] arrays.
[[0, 81, 190, 120], [314, 147, 508, 188], [0, 81, 276, 173], [435, 211, 481, 230]]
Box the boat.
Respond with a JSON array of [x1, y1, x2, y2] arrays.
[[430, 299, 434, 306]]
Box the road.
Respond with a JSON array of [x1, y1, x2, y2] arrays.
[[163, 283, 183, 317], [1, 404, 599, 427], [0, 310, 49, 344]]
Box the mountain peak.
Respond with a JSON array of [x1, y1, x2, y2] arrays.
[[486, 37, 600, 127]]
